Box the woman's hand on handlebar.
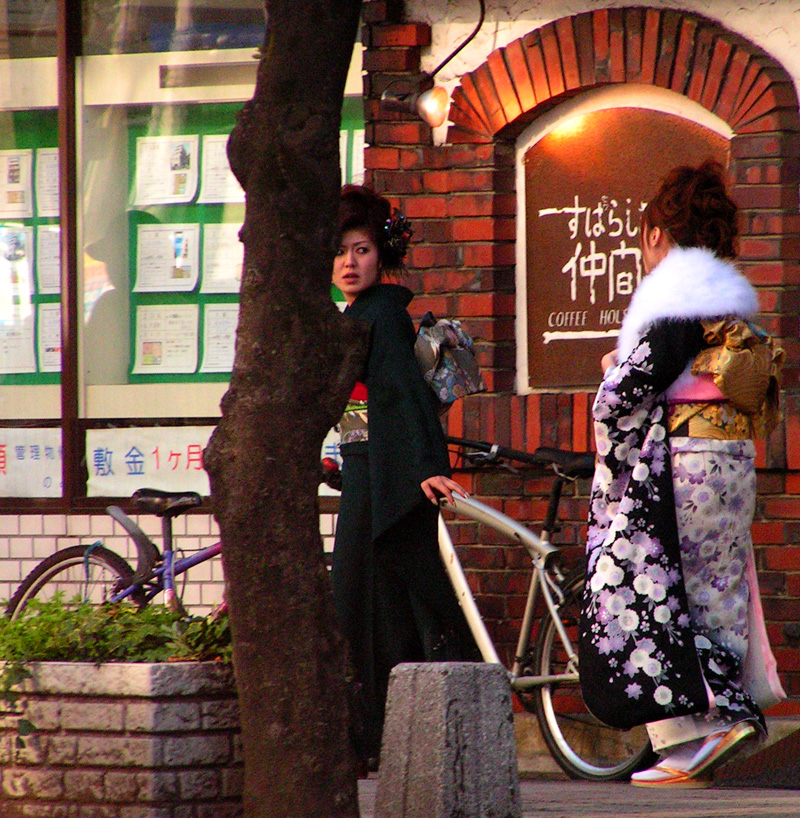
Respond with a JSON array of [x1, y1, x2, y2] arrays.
[[421, 475, 468, 506]]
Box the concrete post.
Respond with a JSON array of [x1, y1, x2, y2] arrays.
[[375, 662, 521, 818]]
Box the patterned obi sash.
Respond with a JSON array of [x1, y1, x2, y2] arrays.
[[667, 400, 752, 440]]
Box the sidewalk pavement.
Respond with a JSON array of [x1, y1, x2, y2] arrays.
[[357, 778, 800, 817]]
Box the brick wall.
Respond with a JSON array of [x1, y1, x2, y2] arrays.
[[362, 1, 800, 709], [0, 512, 338, 616], [0, 661, 241, 817]]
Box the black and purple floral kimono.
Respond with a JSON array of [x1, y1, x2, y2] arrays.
[[579, 246, 782, 748]]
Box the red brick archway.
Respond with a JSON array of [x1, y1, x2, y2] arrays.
[[443, 6, 800, 463]]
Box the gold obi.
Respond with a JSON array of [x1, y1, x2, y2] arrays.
[[667, 401, 752, 440]]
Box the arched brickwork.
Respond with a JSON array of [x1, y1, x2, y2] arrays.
[[445, 7, 800, 453], [448, 8, 800, 145]]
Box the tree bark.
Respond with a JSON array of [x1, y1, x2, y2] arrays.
[[203, 3, 367, 816]]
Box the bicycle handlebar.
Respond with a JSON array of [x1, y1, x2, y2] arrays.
[[446, 436, 595, 479]]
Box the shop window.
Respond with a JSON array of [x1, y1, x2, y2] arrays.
[[0, 1, 363, 499]]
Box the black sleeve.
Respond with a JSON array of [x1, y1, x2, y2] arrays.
[[629, 319, 706, 396], [367, 303, 449, 484]]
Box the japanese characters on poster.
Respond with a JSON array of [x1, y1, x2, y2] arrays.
[[35, 148, 60, 218], [36, 224, 60, 294], [200, 223, 242, 293], [36, 302, 61, 373], [86, 426, 213, 496], [0, 427, 62, 498], [135, 224, 200, 292], [132, 304, 199, 375], [0, 225, 36, 373], [134, 135, 199, 206]]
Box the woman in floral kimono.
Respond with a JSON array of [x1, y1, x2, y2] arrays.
[[580, 161, 785, 788]]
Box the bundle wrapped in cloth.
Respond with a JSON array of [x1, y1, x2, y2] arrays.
[[691, 318, 784, 437]]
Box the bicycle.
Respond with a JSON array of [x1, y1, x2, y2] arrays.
[[5, 488, 220, 617], [438, 436, 655, 781], [4, 460, 342, 617]]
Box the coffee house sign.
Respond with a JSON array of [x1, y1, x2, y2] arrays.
[[524, 107, 727, 389]]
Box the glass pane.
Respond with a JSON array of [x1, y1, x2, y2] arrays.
[[4, 1, 57, 59], [80, 0, 266, 424], [0, 2, 61, 497], [80, 1, 363, 426], [83, 0, 266, 56], [0, 0, 60, 418]]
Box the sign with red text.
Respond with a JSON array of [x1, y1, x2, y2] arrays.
[[524, 107, 727, 388]]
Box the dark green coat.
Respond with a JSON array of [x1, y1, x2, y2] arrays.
[[334, 283, 473, 761], [345, 283, 450, 540]]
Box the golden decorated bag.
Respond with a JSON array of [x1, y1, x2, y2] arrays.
[[691, 319, 784, 436]]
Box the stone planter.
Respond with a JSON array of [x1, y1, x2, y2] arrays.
[[0, 661, 242, 818]]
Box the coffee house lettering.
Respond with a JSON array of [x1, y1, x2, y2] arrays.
[[548, 310, 588, 328], [599, 308, 625, 326]]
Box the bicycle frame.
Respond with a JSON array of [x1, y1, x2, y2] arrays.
[[110, 540, 222, 605], [438, 493, 580, 690]]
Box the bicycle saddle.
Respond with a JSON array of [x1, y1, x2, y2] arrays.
[[131, 487, 203, 517]]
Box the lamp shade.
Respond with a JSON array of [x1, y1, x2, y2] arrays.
[[415, 86, 450, 128]]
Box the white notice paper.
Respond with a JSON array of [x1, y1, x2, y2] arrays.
[[0, 427, 62, 498], [132, 303, 198, 374], [37, 302, 61, 372], [0, 150, 33, 218], [198, 134, 244, 204], [36, 225, 60, 294], [339, 130, 349, 184], [134, 135, 199, 205], [200, 303, 238, 372], [0, 225, 34, 297], [0, 226, 35, 373], [86, 426, 213, 497], [135, 224, 200, 292], [201, 223, 242, 293], [351, 130, 365, 185], [35, 148, 60, 217]]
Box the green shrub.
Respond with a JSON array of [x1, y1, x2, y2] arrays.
[[0, 597, 231, 665]]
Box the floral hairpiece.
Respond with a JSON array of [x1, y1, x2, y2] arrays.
[[383, 209, 413, 264]]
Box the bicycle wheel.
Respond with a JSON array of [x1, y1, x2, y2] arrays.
[[525, 568, 656, 781], [6, 545, 143, 620]]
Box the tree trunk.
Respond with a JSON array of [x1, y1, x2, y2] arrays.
[[203, 3, 367, 816]]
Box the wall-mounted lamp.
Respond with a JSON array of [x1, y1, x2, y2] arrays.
[[379, 0, 485, 128], [381, 77, 450, 128]]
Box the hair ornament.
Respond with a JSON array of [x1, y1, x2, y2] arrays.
[[383, 209, 413, 264]]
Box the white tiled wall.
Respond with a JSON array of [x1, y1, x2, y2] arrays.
[[0, 512, 338, 615]]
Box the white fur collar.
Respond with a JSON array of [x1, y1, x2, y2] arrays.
[[616, 246, 758, 360]]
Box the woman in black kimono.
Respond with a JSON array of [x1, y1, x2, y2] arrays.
[[580, 161, 784, 788], [331, 185, 475, 768]]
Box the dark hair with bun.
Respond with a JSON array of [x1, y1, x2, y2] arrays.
[[642, 160, 739, 259], [338, 184, 412, 270]]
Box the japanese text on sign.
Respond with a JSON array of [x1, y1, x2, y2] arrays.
[[538, 195, 647, 307], [87, 427, 213, 496]]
